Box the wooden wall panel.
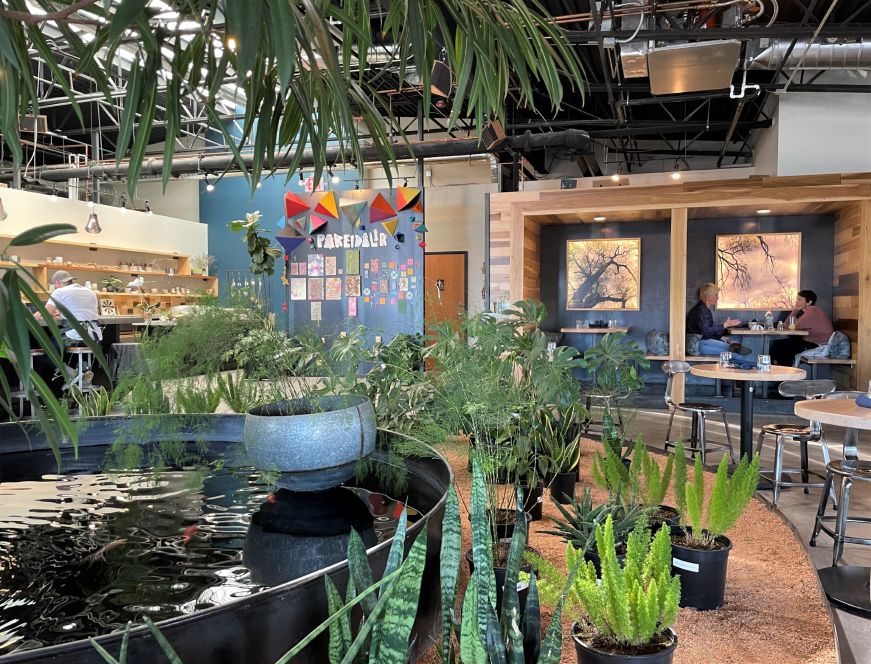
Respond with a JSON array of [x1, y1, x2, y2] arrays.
[[669, 209, 688, 404], [858, 200, 871, 390]]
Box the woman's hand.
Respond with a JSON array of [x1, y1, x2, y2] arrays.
[[724, 317, 741, 328]]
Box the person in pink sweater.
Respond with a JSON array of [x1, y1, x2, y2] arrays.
[[770, 289, 834, 366]]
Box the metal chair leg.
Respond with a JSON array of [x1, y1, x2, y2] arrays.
[[722, 411, 735, 463], [756, 428, 767, 458], [819, 437, 838, 509], [810, 469, 835, 547], [698, 414, 707, 466], [833, 478, 853, 565], [773, 435, 785, 506], [664, 408, 677, 451], [689, 413, 699, 458], [800, 438, 810, 493]]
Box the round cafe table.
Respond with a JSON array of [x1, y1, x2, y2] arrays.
[[795, 397, 871, 616], [690, 363, 806, 460]]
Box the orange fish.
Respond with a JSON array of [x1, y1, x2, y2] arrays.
[[181, 525, 199, 544]]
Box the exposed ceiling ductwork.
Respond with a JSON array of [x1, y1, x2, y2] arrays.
[[750, 40, 871, 70], [36, 130, 592, 182]]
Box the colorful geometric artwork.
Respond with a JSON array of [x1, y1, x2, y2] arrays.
[[716, 232, 800, 310], [382, 218, 399, 237], [325, 277, 342, 300], [307, 214, 329, 235], [308, 254, 324, 277], [308, 277, 324, 300], [566, 238, 641, 310], [340, 199, 368, 228], [368, 193, 395, 223], [284, 191, 310, 219], [345, 275, 361, 297], [290, 278, 307, 300], [276, 225, 306, 254], [348, 297, 358, 317], [314, 192, 339, 219], [325, 256, 337, 276], [311, 301, 322, 321], [396, 187, 421, 211]]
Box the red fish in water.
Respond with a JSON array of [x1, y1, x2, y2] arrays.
[[181, 525, 199, 544]]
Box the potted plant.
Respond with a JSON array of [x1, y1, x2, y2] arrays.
[[569, 517, 681, 664], [534, 403, 583, 503], [190, 253, 215, 276], [101, 275, 124, 292], [228, 211, 282, 276], [629, 439, 679, 527], [543, 486, 646, 574], [670, 451, 760, 610]]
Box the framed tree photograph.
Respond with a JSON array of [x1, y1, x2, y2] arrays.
[[715, 232, 801, 310], [566, 238, 641, 310]]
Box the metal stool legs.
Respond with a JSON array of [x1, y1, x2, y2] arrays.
[[810, 463, 871, 565]]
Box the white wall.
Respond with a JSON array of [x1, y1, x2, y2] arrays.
[[775, 92, 871, 176], [0, 187, 207, 257], [362, 158, 495, 313], [101, 179, 201, 222]]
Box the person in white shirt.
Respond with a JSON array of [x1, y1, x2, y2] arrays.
[[45, 270, 103, 344]]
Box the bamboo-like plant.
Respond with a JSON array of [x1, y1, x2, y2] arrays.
[[571, 517, 681, 648], [680, 453, 760, 548], [1, 2, 584, 196], [629, 440, 675, 508]]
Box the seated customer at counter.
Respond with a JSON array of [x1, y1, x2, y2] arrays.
[[770, 289, 833, 366], [686, 282, 751, 357]]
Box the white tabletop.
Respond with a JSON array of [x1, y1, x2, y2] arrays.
[[795, 399, 871, 430], [730, 328, 808, 336], [690, 363, 806, 382]]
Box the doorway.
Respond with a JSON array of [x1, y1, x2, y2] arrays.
[[424, 252, 468, 337]]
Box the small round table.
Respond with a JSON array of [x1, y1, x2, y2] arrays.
[[795, 398, 871, 616], [690, 364, 806, 460]]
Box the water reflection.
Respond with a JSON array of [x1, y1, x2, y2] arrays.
[[0, 458, 415, 654]]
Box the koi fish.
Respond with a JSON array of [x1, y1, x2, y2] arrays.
[[78, 539, 128, 566], [181, 526, 199, 544]]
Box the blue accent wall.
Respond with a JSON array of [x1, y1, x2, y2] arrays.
[[198, 173, 357, 330]]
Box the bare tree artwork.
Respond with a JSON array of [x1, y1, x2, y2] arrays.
[[715, 233, 800, 310], [566, 239, 641, 310]]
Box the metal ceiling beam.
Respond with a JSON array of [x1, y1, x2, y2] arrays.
[[565, 24, 871, 42], [586, 119, 771, 138]]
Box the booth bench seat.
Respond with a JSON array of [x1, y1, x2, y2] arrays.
[[799, 356, 857, 380]]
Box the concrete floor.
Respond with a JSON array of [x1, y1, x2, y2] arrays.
[[624, 407, 871, 664]]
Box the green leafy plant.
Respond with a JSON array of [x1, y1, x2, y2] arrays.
[[190, 253, 216, 275], [68, 385, 118, 417], [681, 453, 760, 548], [223, 326, 304, 380], [0, 224, 108, 466], [228, 211, 282, 276], [534, 403, 582, 478], [629, 440, 674, 508], [174, 382, 221, 414], [569, 517, 680, 649], [583, 332, 650, 395], [543, 486, 646, 555], [101, 275, 124, 292], [673, 440, 688, 518], [215, 372, 266, 413]]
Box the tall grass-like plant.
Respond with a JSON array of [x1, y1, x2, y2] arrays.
[[174, 382, 221, 414], [630, 441, 674, 508], [572, 517, 680, 649], [215, 372, 265, 413], [672, 440, 688, 518], [681, 453, 760, 548]]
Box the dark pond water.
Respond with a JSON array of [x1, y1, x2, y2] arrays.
[[0, 455, 417, 655]]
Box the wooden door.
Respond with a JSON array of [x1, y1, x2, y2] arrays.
[[424, 252, 467, 338]]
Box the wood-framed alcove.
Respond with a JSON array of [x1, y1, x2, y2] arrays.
[[487, 173, 871, 402]]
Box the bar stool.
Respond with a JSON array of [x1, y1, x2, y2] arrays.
[[583, 390, 627, 438], [662, 361, 734, 464], [755, 379, 836, 506], [66, 346, 94, 393], [810, 391, 871, 565], [111, 342, 143, 383], [10, 349, 45, 417]]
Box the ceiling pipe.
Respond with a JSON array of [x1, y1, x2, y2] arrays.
[[35, 130, 592, 182], [750, 40, 871, 70]]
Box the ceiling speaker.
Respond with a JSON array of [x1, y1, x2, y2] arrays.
[[481, 120, 506, 150], [431, 60, 452, 98]]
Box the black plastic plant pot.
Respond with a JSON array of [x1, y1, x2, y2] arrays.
[[521, 484, 544, 520], [649, 505, 681, 530], [465, 549, 530, 617], [550, 472, 577, 504], [669, 527, 733, 611], [583, 546, 626, 577], [571, 624, 677, 664], [466, 509, 530, 540]]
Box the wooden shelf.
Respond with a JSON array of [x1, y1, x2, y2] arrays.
[[35, 262, 216, 281], [31, 291, 206, 300], [0, 233, 187, 259], [561, 327, 631, 334]]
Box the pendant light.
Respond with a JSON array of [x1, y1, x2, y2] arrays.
[[85, 210, 102, 234]]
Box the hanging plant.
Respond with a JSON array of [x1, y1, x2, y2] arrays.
[[228, 212, 282, 276]]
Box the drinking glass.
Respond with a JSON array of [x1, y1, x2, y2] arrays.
[[788, 316, 796, 330], [758, 355, 771, 373], [719, 351, 731, 368], [575, 319, 583, 329]]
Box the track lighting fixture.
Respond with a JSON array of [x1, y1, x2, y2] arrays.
[[145, 200, 153, 216], [205, 175, 215, 192], [87, 194, 95, 208], [120, 196, 128, 212], [671, 161, 682, 180], [330, 170, 340, 184], [85, 210, 102, 234], [403, 178, 408, 187], [610, 170, 622, 183], [256, 181, 262, 189], [354, 180, 360, 190], [49, 186, 58, 202], [298, 170, 304, 184]]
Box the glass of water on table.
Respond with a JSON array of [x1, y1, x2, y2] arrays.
[[719, 351, 731, 368], [758, 355, 771, 372]]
